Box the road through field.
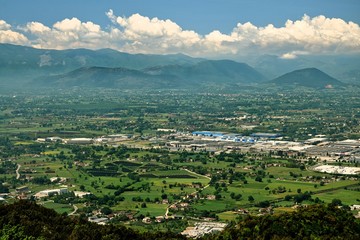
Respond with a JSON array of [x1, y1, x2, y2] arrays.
[[165, 168, 211, 218], [183, 168, 211, 180]]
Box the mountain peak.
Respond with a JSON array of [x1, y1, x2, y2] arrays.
[[269, 67, 344, 89]]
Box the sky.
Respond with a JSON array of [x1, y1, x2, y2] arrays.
[[1, 0, 360, 59]]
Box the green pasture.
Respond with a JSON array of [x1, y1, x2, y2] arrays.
[[136, 203, 168, 217], [122, 189, 163, 200], [217, 211, 238, 221], [193, 199, 233, 212], [273, 206, 296, 214], [113, 200, 167, 217], [313, 189, 360, 205], [266, 166, 324, 178], [42, 202, 73, 214]]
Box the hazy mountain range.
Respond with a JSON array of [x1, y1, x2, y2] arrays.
[[0, 43, 358, 90]]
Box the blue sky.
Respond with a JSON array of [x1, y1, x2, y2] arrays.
[[1, 0, 359, 33], [0, 0, 359, 58]]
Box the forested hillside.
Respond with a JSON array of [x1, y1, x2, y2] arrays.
[[0, 201, 184, 240], [0, 201, 359, 239], [203, 204, 360, 240]]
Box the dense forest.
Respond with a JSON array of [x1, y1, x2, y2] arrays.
[[0, 201, 359, 239]]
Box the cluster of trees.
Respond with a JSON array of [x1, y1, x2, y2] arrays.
[[203, 204, 360, 240]]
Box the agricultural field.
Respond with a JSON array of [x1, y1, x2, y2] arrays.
[[0, 88, 359, 233]]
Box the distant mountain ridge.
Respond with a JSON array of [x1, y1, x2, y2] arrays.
[[269, 68, 344, 89], [0, 43, 203, 86], [248, 54, 360, 84], [0, 43, 266, 89], [34, 66, 180, 89], [33, 59, 266, 89], [0, 43, 202, 70], [0, 43, 353, 90]]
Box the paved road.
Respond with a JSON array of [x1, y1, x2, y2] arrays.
[[69, 204, 78, 215], [16, 164, 21, 179]]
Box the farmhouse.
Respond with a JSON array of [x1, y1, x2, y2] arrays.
[[50, 177, 67, 183], [142, 217, 151, 224], [207, 195, 216, 200], [16, 186, 29, 193], [155, 216, 165, 223], [88, 217, 109, 225], [74, 191, 91, 198]]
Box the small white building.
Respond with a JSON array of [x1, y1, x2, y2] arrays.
[[88, 217, 109, 225], [66, 138, 93, 144], [142, 217, 152, 224], [74, 191, 91, 198], [46, 137, 63, 142], [50, 177, 67, 183], [34, 188, 68, 199]]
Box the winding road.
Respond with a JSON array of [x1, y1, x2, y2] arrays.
[[69, 204, 78, 215], [16, 164, 21, 180]]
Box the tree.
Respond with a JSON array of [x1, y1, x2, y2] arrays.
[[215, 193, 222, 200], [331, 198, 342, 206], [257, 200, 270, 208], [284, 195, 292, 201], [0, 183, 9, 193], [161, 193, 168, 199], [101, 206, 112, 215], [248, 195, 255, 202], [230, 192, 242, 200]]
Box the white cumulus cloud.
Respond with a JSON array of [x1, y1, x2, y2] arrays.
[[0, 20, 29, 45], [22, 18, 107, 50], [105, 10, 202, 54], [0, 20, 11, 30], [0, 11, 359, 59]]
